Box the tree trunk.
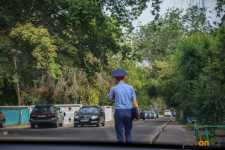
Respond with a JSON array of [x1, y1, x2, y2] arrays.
[[13, 55, 20, 106], [180, 109, 183, 117]]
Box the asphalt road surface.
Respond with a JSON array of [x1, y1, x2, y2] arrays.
[[0, 117, 171, 143]]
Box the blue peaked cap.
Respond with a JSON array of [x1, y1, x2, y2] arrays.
[[111, 69, 127, 77]]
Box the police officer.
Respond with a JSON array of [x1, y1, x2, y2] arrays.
[[107, 69, 139, 143]]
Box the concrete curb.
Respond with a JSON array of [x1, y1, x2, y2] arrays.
[[149, 118, 172, 144], [2, 120, 115, 129]]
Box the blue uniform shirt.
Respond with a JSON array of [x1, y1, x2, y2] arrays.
[[107, 82, 137, 109]]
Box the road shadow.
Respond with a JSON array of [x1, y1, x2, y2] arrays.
[[24, 124, 62, 130], [67, 125, 104, 128]]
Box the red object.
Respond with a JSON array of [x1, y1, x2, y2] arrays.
[[115, 76, 124, 79]]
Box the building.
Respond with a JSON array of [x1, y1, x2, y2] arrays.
[[150, 102, 169, 115]]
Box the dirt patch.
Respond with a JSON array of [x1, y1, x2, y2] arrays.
[[106, 120, 115, 126], [186, 132, 197, 142], [3, 125, 30, 129], [215, 136, 225, 142]]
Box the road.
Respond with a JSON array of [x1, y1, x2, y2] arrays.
[[0, 117, 171, 143]]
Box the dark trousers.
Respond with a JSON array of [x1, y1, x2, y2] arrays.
[[114, 109, 133, 143]]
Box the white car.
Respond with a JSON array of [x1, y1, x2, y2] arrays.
[[164, 110, 172, 117]]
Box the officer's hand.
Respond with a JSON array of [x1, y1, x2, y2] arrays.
[[134, 118, 138, 121]]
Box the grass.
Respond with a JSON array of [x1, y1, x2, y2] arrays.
[[182, 124, 189, 131], [217, 127, 225, 131], [197, 133, 215, 141]]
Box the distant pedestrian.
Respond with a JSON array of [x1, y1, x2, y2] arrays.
[[173, 110, 176, 117], [107, 69, 139, 143]]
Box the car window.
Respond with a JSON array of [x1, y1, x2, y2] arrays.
[[32, 107, 52, 113], [78, 107, 99, 113]]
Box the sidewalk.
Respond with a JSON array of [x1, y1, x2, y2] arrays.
[[154, 118, 195, 145]]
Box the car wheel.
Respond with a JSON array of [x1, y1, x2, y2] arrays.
[[74, 123, 77, 127], [31, 123, 35, 129], [143, 117, 145, 121], [38, 124, 42, 128], [81, 125, 84, 127], [60, 119, 64, 127]]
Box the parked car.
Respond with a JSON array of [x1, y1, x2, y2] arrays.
[[74, 105, 105, 127], [153, 110, 159, 118], [164, 110, 172, 117], [150, 111, 157, 119], [144, 111, 150, 119], [148, 111, 154, 119], [139, 109, 145, 120], [29, 104, 64, 128], [0, 110, 5, 128]]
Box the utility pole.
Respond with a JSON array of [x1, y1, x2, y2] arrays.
[[13, 52, 20, 106]]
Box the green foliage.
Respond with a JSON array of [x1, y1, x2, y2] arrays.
[[197, 133, 214, 141], [0, 0, 150, 105], [155, 27, 225, 125]]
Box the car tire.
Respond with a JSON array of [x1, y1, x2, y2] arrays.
[[143, 118, 145, 121], [31, 123, 35, 129], [60, 119, 64, 127], [38, 124, 42, 128], [81, 125, 84, 127], [74, 123, 77, 127]]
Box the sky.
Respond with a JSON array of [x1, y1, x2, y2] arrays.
[[104, 0, 222, 32], [131, 0, 219, 29]]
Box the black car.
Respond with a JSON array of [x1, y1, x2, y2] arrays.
[[29, 104, 64, 128], [0, 110, 5, 128], [139, 109, 145, 120], [74, 106, 105, 127]]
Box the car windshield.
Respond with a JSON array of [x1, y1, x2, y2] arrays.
[[165, 110, 170, 112], [32, 107, 52, 113], [78, 107, 99, 113]]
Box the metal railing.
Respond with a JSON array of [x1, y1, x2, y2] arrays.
[[195, 123, 225, 141]]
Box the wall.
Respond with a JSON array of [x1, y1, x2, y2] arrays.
[[100, 106, 114, 121], [0, 106, 30, 126], [0, 105, 114, 126]]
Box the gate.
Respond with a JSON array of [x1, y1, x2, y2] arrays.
[[20, 109, 29, 125], [1, 110, 20, 126]]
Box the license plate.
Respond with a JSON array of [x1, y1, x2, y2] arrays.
[[38, 115, 46, 117], [81, 119, 89, 122]]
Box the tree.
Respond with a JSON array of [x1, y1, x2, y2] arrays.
[[0, 0, 150, 105]]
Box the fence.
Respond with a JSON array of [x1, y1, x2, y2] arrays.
[[100, 106, 114, 121], [0, 105, 114, 126], [0, 106, 30, 126]]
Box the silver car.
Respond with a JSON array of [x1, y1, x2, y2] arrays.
[[148, 111, 154, 119], [144, 111, 150, 119], [150, 111, 157, 119]]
